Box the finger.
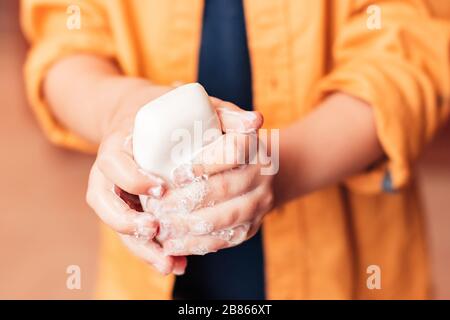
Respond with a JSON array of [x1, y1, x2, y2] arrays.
[[162, 223, 251, 256], [148, 165, 261, 215], [120, 234, 187, 275], [172, 132, 258, 184], [172, 256, 188, 276], [157, 184, 273, 239], [97, 130, 166, 197], [116, 187, 143, 211], [210, 98, 263, 133], [86, 163, 158, 238]]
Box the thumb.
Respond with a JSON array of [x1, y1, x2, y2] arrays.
[[210, 97, 263, 133]]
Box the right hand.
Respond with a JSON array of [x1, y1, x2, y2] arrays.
[[86, 84, 187, 275]]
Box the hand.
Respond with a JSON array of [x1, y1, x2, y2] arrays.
[[86, 84, 187, 275], [148, 99, 275, 256]]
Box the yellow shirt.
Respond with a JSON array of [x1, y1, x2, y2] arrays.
[[21, 0, 450, 299]]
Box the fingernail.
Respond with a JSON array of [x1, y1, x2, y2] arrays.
[[218, 107, 256, 121], [172, 164, 195, 186], [219, 109, 258, 134], [148, 185, 165, 198], [173, 266, 185, 276], [173, 269, 185, 276], [191, 220, 214, 235]]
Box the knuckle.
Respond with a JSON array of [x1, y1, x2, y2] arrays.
[[218, 174, 229, 196], [263, 190, 275, 210], [233, 135, 244, 163]]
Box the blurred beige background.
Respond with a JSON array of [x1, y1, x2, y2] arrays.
[[0, 1, 449, 299]]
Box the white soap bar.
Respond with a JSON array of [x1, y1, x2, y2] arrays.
[[132, 83, 222, 209]]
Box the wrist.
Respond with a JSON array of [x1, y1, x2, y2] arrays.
[[273, 125, 316, 205]]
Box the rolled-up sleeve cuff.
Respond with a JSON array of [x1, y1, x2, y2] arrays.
[[24, 33, 115, 153], [310, 62, 414, 194]]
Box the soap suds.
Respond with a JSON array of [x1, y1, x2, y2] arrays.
[[171, 163, 195, 186], [212, 223, 251, 245], [149, 178, 209, 216], [166, 238, 186, 254], [191, 220, 214, 235], [133, 214, 156, 242], [148, 185, 164, 198], [211, 228, 235, 242], [191, 245, 210, 256]]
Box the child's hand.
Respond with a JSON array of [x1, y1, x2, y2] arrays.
[[148, 100, 274, 256], [86, 85, 187, 275]]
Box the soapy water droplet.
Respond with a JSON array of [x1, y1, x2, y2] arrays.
[[191, 245, 210, 256], [211, 228, 235, 242]]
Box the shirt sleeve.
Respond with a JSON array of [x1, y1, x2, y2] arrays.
[[311, 0, 450, 194], [21, 0, 116, 153]]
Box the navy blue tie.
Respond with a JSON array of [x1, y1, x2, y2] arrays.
[[173, 0, 265, 300]]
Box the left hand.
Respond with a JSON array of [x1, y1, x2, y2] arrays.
[[147, 99, 275, 256]]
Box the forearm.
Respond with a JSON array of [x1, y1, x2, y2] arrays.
[[275, 93, 384, 204], [43, 54, 167, 144]]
